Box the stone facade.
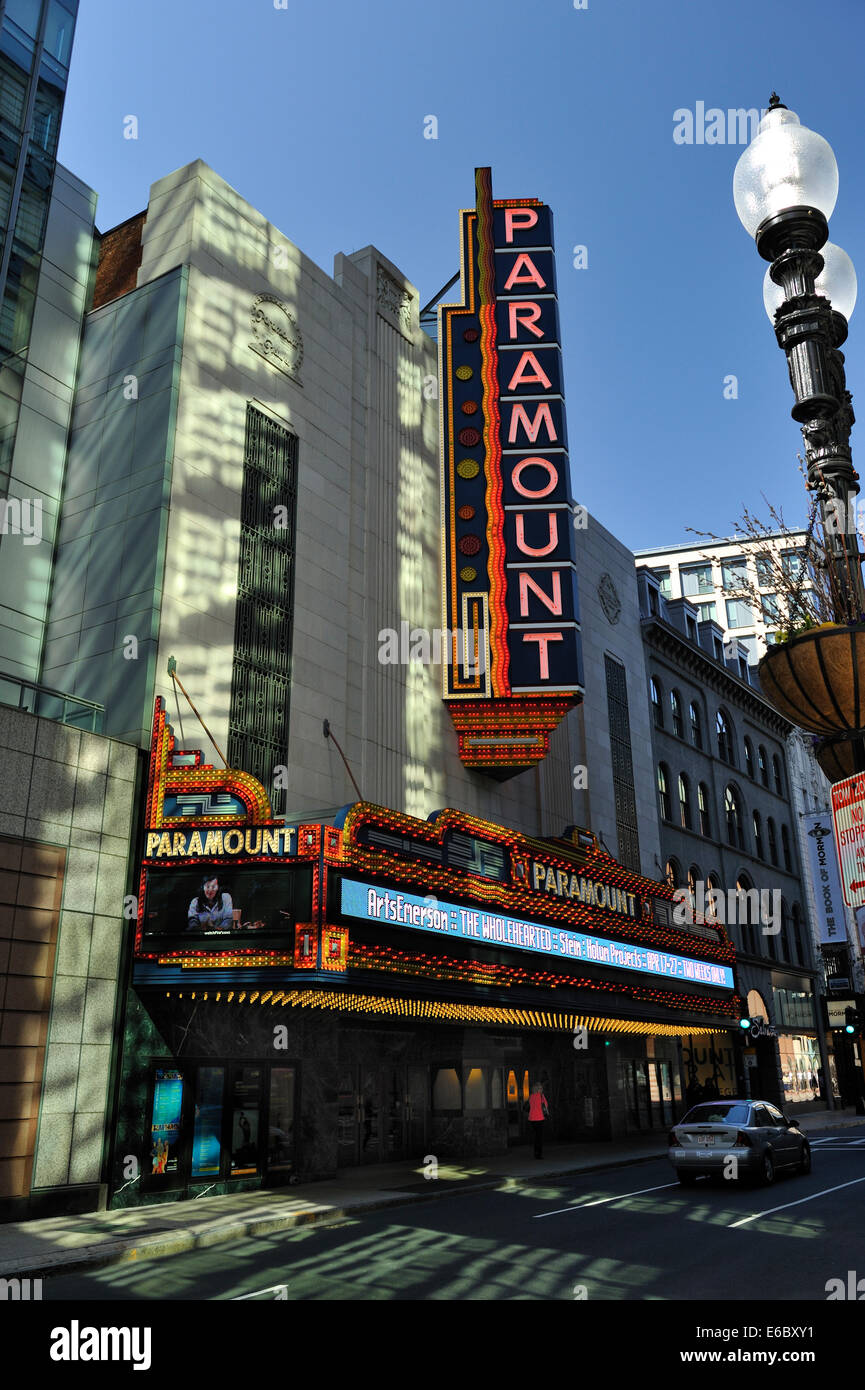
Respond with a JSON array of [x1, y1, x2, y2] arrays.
[[0, 706, 139, 1218]]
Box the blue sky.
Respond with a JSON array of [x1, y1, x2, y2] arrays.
[[58, 0, 865, 551]]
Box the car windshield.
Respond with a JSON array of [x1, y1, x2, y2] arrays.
[[680, 1103, 751, 1125]]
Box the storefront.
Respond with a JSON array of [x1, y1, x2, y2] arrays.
[[109, 700, 739, 1208]]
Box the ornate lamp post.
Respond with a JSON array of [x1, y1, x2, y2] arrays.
[[734, 95, 865, 779]]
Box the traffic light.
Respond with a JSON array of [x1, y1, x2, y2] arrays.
[[845, 1007, 860, 1035]]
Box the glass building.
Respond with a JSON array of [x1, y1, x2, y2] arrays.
[[0, 0, 78, 472]]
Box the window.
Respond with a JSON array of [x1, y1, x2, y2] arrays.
[[665, 858, 681, 889], [697, 602, 717, 623], [767, 817, 778, 866], [726, 598, 755, 629], [687, 864, 701, 899], [658, 764, 671, 822], [781, 824, 792, 871], [761, 593, 780, 623], [698, 783, 711, 837], [722, 556, 747, 588], [737, 874, 758, 954], [228, 406, 298, 816], [773, 756, 783, 796], [706, 872, 722, 921], [755, 552, 774, 587], [670, 689, 683, 738], [758, 745, 768, 786], [753, 811, 764, 860], [725, 786, 745, 850], [653, 568, 671, 598], [605, 655, 642, 873], [777, 899, 790, 964], [744, 738, 755, 779], [792, 904, 805, 966], [650, 677, 663, 729], [738, 635, 760, 666], [690, 702, 702, 748], [678, 774, 691, 830], [716, 709, 735, 764], [782, 550, 806, 582], [681, 563, 714, 597]]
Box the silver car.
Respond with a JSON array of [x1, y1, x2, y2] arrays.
[[668, 1099, 811, 1186]]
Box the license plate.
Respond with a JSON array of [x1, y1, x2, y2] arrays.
[[696, 1135, 715, 1146]]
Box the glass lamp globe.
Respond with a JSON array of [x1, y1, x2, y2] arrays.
[[762, 241, 857, 322], [734, 104, 838, 237]]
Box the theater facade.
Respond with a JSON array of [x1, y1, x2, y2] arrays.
[[108, 700, 739, 1207]]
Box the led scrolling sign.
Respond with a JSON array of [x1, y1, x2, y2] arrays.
[[439, 167, 584, 774]]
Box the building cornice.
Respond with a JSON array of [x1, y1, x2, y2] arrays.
[[641, 615, 794, 738]]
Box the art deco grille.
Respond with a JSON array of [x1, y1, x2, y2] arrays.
[[604, 655, 641, 873], [228, 405, 298, 811]]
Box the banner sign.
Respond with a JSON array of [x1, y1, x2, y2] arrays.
[[438, 167, 583, 773], [802, 811, 846, 943], [339, 878, 734, 988], [830, 774, 865, 910], [144, 825, 296, 861]]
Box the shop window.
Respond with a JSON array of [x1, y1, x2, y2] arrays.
[[230, 1066, 262, 1176], [149, 1067, 185, 1176], [464, 1067, 488, 1110], [268, 1068, 296, 1171], [432, 1067, 461, 1110], [491, 1070, 504, 1108], [191, 1066, 224, 1178]]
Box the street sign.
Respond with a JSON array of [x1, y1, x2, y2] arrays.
[[830, 773, 865, 909]]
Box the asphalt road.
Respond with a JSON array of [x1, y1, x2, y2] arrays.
[[45, 1125, 865, 1301]]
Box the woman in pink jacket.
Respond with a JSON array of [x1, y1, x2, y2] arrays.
[[528, 1082, 550, 1158]]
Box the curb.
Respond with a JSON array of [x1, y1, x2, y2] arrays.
[[2, 1150, 663, 1281], [4, 1119, 861, 1281]]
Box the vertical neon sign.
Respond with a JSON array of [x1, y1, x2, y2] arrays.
[[439, 168, 584, 775]]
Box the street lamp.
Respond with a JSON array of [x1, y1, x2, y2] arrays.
[[734, 95, 865, 780]]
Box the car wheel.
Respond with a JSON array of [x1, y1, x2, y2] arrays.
[[678, 1172, 698, 1187], [799, 1143, 811, 1176], [760, 1152, 775, 1186]]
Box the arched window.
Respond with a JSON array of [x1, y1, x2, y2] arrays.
[[717, 709, 735, 764], [651, 678, 663, 729], [689, 701, 702, 749], [744, 738, 755, 779], [758, 745, 768, 786], [678, 773, 691, 830], [792, 903, 805, 965], [781, 824, 792, 871], [665, 858, 682, 889], [773, 755, 783, 796], [698, 783, 711, 837], [687, 864, 701, 899], [706, 871, 723, 922], [658, 764, 671, 821], [725, 785, 745, 850], [778, 897, 790, 963], [767, 817, 778, 866], [737, 873, 758, 954], [753, 810, 764, 860], [670, 689, 683, 738]]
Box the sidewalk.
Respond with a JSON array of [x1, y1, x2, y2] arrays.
[[1, 1108, 861, 1281]]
